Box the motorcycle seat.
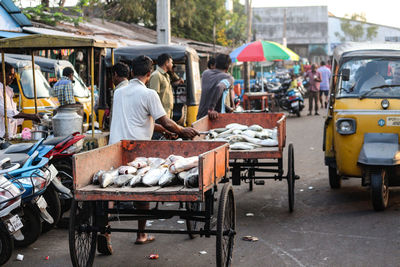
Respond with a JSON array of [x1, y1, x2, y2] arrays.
[[0, 153, 29, 166], [3, 143, 34, 154], [43, 136, 71, 146]]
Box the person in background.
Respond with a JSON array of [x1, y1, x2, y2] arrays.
[[168, 65, 184, 87], [305, 64, 322, 116], [112, 62, 130, 90], [53, 67, 83, 116], [207, 57, 216, 69], [197, 54, 235, 120], [149, 53, 174, 118], [289, 73, 299, 90], [0, 62, 40, 137], [317, 61, 331, 109], [293, 61, 301, 76]]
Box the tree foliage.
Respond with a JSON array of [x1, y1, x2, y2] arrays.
[[335, 13, 378, 42]]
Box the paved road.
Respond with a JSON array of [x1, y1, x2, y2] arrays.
[[5, 107, 400, 266]]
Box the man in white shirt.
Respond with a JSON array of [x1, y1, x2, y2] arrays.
[[100, 56, 198, 255], [0, 62, 40, 138]]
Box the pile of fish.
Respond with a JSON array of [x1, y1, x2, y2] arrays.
[[92, 155, 199, 189], [205, 123, 278, 150]]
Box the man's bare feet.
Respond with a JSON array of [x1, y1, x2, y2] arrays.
[[135, 234, 155, 245]]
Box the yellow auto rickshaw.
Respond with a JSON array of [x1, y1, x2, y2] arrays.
[[324, 42, 400, 211]]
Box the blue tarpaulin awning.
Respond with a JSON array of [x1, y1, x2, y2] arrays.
[[0, 31, 29, 38]]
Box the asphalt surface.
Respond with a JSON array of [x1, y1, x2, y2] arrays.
[[5, 104, 400, 267]]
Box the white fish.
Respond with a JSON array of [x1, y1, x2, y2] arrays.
[[100, 169, 119, 188], [142, 167, 167, 186], [128, 157, 148, 169], [242, 130, 257, 138], [92, 170, 105, 184], [213, 128, 227, 133], [232, 129, 242, 135], [129, 175, 142, 187], [148, 157, 166, 168], [230, 142, 257, 150], [137, 166, 151, 177], [165, 155, 184, 165], [249, 124, 263, 132], [118, 166, 137, 175], [169, 156, 198, 174], [158, 170, 177, 187], [184, 167, 199, 188], [114, 174, 134, 187], [225, 123, 248, 131], [255, 130, 270, 139]]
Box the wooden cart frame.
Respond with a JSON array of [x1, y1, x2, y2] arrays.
[[193, 112, 299, 212], [69, 140, 235, 267]]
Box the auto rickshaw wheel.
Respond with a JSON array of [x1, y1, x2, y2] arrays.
[[329, 166, 341, 189], [370, 169, 389, 211]]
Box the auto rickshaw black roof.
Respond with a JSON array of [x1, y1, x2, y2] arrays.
[[105, 44, 199, 67], [333, 42, 400, 64]]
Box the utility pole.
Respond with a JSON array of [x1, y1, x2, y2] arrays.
[[157, 0, 171, 45], [283, 8, 287, 47], [244, 0, 252, 93]]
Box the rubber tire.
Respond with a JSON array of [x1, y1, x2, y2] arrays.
[[69, 200, 97, 267], [329, 166, 341, 189], [42, 183, 62, 233], [15, 205, 42, 247], [0, 226, 14, 265], [371, 170, 389, 211], [216, 183, 235, 267], [296, 108, 301, 117], [185, 202, 203, 239], [287, 143, 295, 212]]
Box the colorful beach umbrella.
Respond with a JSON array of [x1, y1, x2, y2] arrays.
[[230, 40, 300, 62]]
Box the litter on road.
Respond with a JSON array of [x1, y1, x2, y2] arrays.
[[199, 251, 207, 255], [148, 254, 159, 260], [245, 213, 255, 217], [16, 254, 24, 261], [242, 236, 259, 242]]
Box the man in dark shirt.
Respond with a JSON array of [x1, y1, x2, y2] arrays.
[[197, 54, 234, 120]]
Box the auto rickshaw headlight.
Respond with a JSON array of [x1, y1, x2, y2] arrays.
[[336, 119, 356, 135]]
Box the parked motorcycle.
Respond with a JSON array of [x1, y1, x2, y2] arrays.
[[272, 83, 305, 117], [0, 162, 25, 265]]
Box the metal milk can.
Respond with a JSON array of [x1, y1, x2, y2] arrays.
[[52, 108, 83, 137]]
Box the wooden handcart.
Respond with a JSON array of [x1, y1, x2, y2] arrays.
[[68, 140, 235, 267], [193, 112, 298, 212]]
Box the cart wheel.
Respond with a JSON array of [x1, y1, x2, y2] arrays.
[[185, 202, 203, 239], [287, 143, 295, 212], [69, 200, 97, 267], [216, 183, 235, 267], [249, 179, 253, 191], [371, 169, 389, 211]]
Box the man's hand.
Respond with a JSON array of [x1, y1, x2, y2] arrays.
[[179, 127, 199, 139], [163, 130, 178, 140], [208, 110, 218, 120]]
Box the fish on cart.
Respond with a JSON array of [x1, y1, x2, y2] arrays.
[[118, 166, 137, 175], [115, 174, 135, 187], [142, 167, 168, 186], [100, 169, 119, 188]]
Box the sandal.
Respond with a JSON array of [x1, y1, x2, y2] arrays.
[[135, 235, 156, 245]]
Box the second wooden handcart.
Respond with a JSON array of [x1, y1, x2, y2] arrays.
[[193, 112, 299, 212]]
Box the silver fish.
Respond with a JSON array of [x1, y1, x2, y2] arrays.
[[158, 170, 177, 187], [142, 167, 167, 186], [242, 130, 257, 138], [137, 166, 151, 177], [118, 166, 137, 175], [213, 128, 228, 133], [128, 157, 148, 169], [230, 142, 258, 150], [100, 169, 119, 188], [184, 167, 199, 188], [249, 124, 263, 132], [169, 156, 198, 174], [148, 157, 166, 168], [225, 123, 248, 131], [129, 175, 142, 187], [114, 174, 134, 187], [178, 170, 189, 182], [92, 170, 105, 185], [165, 155, 184, 165]]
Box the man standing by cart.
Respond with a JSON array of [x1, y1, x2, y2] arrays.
[[149, 53, 174, 118], [100, 56, 198, 254], [0, 62, 40, 138], [197, 54, 235, 120], [305, 64, 322, 116]]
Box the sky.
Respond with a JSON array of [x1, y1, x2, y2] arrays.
[[20, 0, 400, 29]]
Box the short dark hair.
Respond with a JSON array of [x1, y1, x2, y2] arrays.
[[320, 61, 326, 66], [157, 53, 172, 67], [112, 62, 129, 78], [0, 62, 14, 74], [207, 57, 216, 69], [132, 55, 153, 77], [215, 54, 231, 70], [63, 67, 74, 77]]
